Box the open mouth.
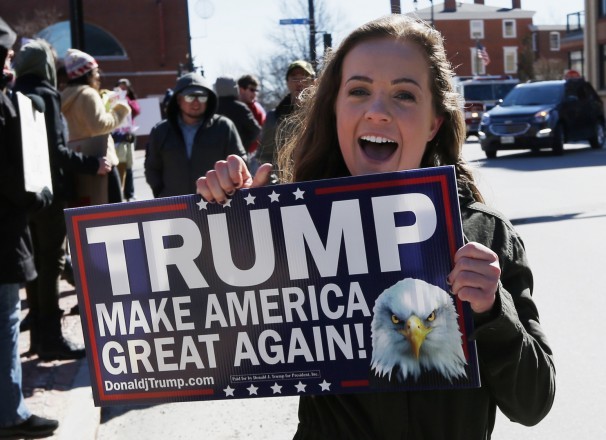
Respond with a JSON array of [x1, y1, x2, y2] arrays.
[[359, 136, 398, 161]]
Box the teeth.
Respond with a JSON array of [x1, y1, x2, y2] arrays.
[[360, 135, 395, 144]]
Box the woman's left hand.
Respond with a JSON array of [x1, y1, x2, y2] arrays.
[[447, 242, 501, 314]]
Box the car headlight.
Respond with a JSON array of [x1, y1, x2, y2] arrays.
[[533, 110, 550, 123], [480, 113, 491, 125]]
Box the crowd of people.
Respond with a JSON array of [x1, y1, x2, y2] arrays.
[[1, 12, 555, 440]]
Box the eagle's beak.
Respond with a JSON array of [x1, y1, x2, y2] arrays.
[[402, 315, 433, 359]]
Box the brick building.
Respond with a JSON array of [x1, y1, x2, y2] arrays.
[[3, 0, 191, 101]]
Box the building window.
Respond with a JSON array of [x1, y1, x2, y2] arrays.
[[470, 20, 484, 40], [503, 47, 518, 74], [549, 32, 560, 51], [36, 21, 126, 59], [569, 50, 584, 76], [502, 20, 516, 38], [532, 32, 538, 52], [471, 47, 486, 75], [600, 0, 606, 17]]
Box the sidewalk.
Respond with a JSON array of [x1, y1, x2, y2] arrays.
[[19, 150, 301, 439], [19, 280, 99, 440], [18, 149, 152, 440]]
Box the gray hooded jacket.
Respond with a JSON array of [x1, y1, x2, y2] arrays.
[[145, 72, 246, 197]]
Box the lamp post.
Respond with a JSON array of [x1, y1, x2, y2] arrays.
[[309, 0, 317, 68]]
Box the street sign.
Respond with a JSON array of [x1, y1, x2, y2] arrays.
[[279, 18, 309, 25]]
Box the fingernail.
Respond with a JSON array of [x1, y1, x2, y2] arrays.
[[226, 190, 235, 196], [446, 276, 452, 286]]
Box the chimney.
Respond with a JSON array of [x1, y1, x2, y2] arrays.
[[474, 0, 485, 4], [512, 0, 521, 9], [444, 0, 457, 12]]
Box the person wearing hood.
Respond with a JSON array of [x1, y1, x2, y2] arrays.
[[61, 48, 130, 205], [0, 17, 59, 438], [145, 72, 246, 198], [13, 39, 110, 361], [214, 75, 260, 151]]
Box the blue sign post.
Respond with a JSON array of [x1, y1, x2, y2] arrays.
[[279, 18, 309, 25]]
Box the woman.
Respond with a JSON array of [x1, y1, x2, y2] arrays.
[[196, 15, 555, 439], [61, 48, 130, 205]]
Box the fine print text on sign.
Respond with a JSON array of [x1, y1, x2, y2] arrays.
[[64, 166, 480, 407]]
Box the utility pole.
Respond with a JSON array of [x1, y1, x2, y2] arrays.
[[308, 0, 316, 68], [390, 0, 401, 14], [69, 0, 85, 50]]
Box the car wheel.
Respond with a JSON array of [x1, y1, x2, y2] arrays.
[[551, 125, 564, 156], [589, 121, 605, 149], [485, 150, 497, 159]]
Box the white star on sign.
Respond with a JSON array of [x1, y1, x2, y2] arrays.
[[223, 385, 235, 397], [268, 191, 280, 203], [295, 381, 307, 393], [270, 382, 283, 394], [196, 199, 208, 210], [247, 384, 258, 395], [222, 198, 232, 208], [319, 380, 331, 391], [244, 192, 256, 205], [293, 188, 305, 199]]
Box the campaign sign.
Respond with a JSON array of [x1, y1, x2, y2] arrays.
[[64, 166, 480, 407]]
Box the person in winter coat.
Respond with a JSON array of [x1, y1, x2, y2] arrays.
[[12, 39, 110, 361], [196, 15, 555, 440], [0, 17, 59, 439], [61, 48, 130, 205], [237, 74, 266, 154], [145, 72, 246, 198], [254, 60, 315, 181], [214, 75, 261, 150]]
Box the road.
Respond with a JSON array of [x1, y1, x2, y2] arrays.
[[464, 140, 606, 439], [100, 142, 606, 439]]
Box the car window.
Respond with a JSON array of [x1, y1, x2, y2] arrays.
[[501, 84, 563, 106]]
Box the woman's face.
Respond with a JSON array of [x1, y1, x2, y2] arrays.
[[335, 38, 443, 176], [90, 67, 101, 90]]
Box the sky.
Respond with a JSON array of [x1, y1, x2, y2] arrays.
[[187, 0, 585, 84]]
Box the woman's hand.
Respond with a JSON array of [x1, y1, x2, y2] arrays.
[[196, 155, 273, 204], [447, 242, 501, 314]]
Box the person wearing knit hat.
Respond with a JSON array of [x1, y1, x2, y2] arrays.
[[61, 48, 130, 206], [0, 16, 60, 439], [64, 48, 98, 80]]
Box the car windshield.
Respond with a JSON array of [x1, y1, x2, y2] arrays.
[[464, 83, 517, 101], [501, 84, 564, 106]]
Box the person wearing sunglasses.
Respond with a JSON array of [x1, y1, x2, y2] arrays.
[[145, 72, 246, 198], [237, 74, 266, 154]]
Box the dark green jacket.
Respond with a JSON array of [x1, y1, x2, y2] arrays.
[[293, 186, 556, 440]]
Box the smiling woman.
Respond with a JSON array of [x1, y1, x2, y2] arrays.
[[196, 15, 555, 440]]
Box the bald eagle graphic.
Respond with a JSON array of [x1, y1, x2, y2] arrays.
[[370, 278, 467, 383]]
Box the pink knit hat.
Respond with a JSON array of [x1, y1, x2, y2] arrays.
[[64, 48, 98, 79]]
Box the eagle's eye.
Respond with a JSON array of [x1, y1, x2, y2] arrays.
[[427, 311, 436, 322], [391, 314, 400, 324]]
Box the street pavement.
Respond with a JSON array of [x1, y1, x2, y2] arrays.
[[19, 143, 606, 439]]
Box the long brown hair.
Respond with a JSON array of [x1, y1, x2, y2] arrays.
[[278, 14, 483, 202]]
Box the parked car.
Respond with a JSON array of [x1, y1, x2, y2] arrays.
[[454, 75, 519, 137], [478, 78, 605, 158]]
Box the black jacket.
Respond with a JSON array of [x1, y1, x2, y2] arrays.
[[0, 91, 51, 283], [293, 186, 555, 440], [13, 74, 99, 202], [216, 96, 261, 150]]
